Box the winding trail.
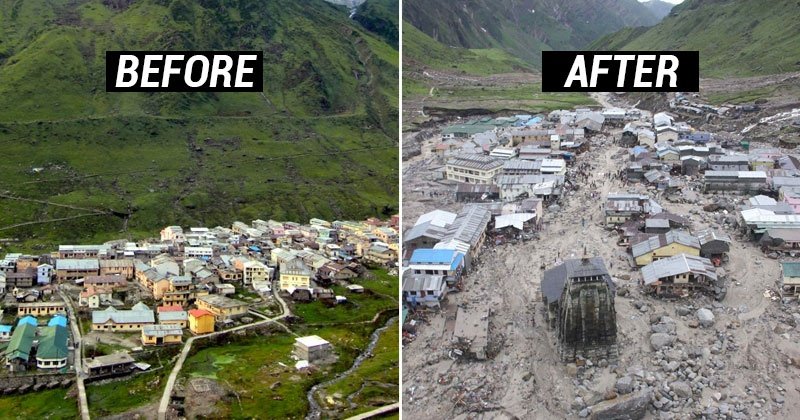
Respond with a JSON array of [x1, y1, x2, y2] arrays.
[[305, 316, 398, 420]]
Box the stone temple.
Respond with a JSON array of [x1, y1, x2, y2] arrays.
[[542, 257, 618, 362]]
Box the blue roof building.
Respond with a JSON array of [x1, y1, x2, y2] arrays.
[[48, 315, 68, 328], [408, 248, 465, 285], [17, 316, 37, 327]]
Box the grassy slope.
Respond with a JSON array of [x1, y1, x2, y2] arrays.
[[403, 0, 658, 68], [354, 0, 398, 47], [402, 22, 531, 76], [0, 0, 398, 252], [591, 0, 800, 77], [0, 388, 79, 419]]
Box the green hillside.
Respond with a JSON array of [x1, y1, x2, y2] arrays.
[[592, 0, 800, 77], [403, 0, 658, 68], [0, 0, 398, 251], [402, 21, 531, 76], [354, 0, 398, 47]]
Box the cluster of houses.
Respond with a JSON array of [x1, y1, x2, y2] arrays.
[[1, 216, 398, 373], [1, 310, 70, 373]]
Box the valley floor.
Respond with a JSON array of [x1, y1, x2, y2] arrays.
[[401, 93, 800, 419]]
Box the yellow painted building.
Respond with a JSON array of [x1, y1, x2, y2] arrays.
[[141, 325, 183, 346], [633, 231, 701, 266], [195, 295, 248, 321], [279, 259, 312, 291], [188, 309, 215, 334]]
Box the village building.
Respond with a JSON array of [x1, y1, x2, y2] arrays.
[[445, 154, 504, 184], [779, 261, 800, 299], [58, 244, 112, 259], [0, 325, 11, 341], [56, 259, 100, 282], [17, 301, 66, 317], [604, 194, 657, 225], [739, 208, 800, 237], [36, 325, 69, 369], [434, 205, 492, 270], [279, 258, 313, 291], [632, 230, 701, 266], [84, 275, 128, 289], [704, 171, 768, 193], [5, 268, 35, 287], [157, 306, 188, 328], [402, 272, 447, 308], [79, 285, 114, 309], [641, 254, 718, 297], [188, 309, 215, 334], [92, 303, 155, 332], [708, 155, 753, 171], [141, 324, 183, 346], [37, 263, 53, 285], [3, 322, 36, 371], [541, 258, 618, 363], [83, 352, 135, 377], [294, 335, 333, 363], [696, 229, 732, 262], [98, 259, 135, 279], [195, 295, 248, 321]]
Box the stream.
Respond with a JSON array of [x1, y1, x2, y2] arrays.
[[305, 316, 398, 419]]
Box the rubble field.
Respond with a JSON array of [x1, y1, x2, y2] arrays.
[[402, 93, 800, 419]]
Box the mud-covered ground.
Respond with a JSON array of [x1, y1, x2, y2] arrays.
[[402, 93, 800, 419]]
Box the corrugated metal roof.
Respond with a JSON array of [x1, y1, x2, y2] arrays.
[[142, 324, 183, 337], [695, 229, 732, 245], [56, 259, 100, 270], [402, 274, 445, 292], [92, 305, 155, 325], [641, 254, 717, 285], [440, 205, 492, 248], [415, 210, 457, 228], [632, 230, 700, 258]]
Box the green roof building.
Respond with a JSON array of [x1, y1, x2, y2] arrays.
[[36, 325, 69, 369], [3, 322, 36, 371]]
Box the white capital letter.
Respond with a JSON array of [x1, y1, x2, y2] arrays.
[[235, 55, 257, 88], [657, 55, 679, 88], [141, 55, 163, 88], [162, 55, 185, 88], [115, 55, 139, 88], [614, 54, 636, 88], [634, 55, 656, 88], [564, 55, 588, 88], [185, 56, 210, 88]]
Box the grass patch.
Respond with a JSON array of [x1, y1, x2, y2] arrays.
[[0, 388, 78, 419], [292, 285, 396, 325]]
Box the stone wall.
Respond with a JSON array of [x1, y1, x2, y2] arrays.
[[0, 373, 73, 395]]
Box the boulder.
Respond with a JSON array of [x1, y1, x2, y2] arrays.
[[650, 333, 675, 351], [590, 388, 653, 420], [616, 375, 634, 395], [696, 308, 715, 328], [671, 381, 692, 398]]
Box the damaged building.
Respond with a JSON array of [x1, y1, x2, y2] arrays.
[[641, 254, 718, 298], [541, 258, 618, 363]]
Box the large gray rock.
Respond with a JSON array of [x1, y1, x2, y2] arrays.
[[696, 308, 715, 327], [650, 333, 675, 351], [670, 381, 692, 398], [616, 375, 634, 395], [590, 388, 653, 420]]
